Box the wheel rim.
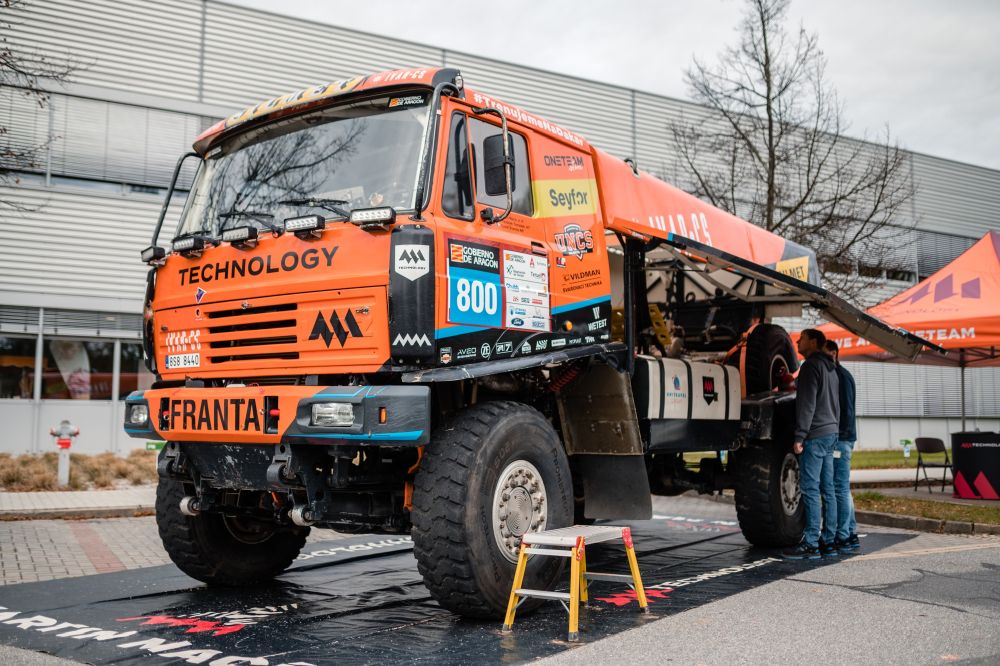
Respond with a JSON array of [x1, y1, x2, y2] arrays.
[[780, 453, 801, 516], [222, 515, 274, 545], [492, 460, 547, 562], [770, 354, 789, 390]]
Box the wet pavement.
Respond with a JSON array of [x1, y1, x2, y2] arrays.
[[0, 495, 996, 665]]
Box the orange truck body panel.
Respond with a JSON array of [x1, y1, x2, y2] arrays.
[[132, 66, 816, 445]]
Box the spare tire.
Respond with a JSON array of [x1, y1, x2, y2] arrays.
[[742, 323, 797, 396]]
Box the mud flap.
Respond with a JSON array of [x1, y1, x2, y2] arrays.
[[575, 453, 652, 520], [554, 360, 651, 519]]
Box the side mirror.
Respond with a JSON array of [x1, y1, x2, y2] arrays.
[[482, 133, 514, 196]]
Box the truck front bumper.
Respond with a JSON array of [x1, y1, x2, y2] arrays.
[[123, 385, 430, 446]]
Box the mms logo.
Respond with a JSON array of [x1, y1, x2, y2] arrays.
[[309, 310, 363, 347]]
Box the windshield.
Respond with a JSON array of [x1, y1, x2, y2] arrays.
[[175, 92, 431, 238]]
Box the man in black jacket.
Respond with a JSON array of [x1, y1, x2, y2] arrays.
[[783, 328, 840, 559], [826, 340, 861, 551]]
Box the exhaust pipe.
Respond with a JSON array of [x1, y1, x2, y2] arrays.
[[179, 496, 201, 516]]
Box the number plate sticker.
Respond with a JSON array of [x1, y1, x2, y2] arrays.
[[165, 353, 200, 369], [447, 239, 502, 327]]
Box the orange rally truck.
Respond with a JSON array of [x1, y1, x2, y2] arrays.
[[124, 67, 934, 618]]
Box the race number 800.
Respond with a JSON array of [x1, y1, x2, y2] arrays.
[[454, 277, 498, 315]]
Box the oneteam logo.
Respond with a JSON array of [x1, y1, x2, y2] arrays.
[[309, 310, 363, 347]]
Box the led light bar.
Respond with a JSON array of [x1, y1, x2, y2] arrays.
[[222, 226, 258, 243], [349, 206, 396, 230], [284, 215, 325, 232], [140, 245, 166, 264], [172, 236, 206, 253]]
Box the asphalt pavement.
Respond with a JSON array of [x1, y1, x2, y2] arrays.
[[0, 493, 997, 665]]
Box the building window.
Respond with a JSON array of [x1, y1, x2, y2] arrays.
[[0, 336, 37, 400], [41, 339, 114, 400], [119, 342, 155, 399]]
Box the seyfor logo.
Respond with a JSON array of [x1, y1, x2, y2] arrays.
[[553, 223, 594, 260], [394, 244, 430, 282]]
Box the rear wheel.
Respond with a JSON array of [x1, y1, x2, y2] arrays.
[[743, 323, 797, 395], [411, 401, 573, 619], [155, 476, 309, 585], [730, 442, 804, 547]]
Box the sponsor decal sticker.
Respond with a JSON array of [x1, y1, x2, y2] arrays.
[[533, 179, 598, 217], [551, 338, 567, 348], [393, 244, 430, 282], [387, 95, 426, 108], [494, 341, 513, 355], [480, 342, 492, 360], [195, 287, 206, 304], [392, 332, 431, 347], [309, 310, 363, 347], [456, 346, 477, 361], [520, 341, 532, 354], [178, 247, 338, 286], [702, 376, 718, 405], [553, 223, 595, 260], [775, 255, 809, 282], [543, 154, 585, 171], [535, 339, 549, 351], [439, 346, 452, 364]]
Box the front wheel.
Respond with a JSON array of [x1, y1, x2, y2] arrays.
[[155, 476, 309, 585], [410, 401, 574, 619]]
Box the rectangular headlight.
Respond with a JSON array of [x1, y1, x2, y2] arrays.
[[284, 215, 325, 233], [127, 403, 149, 425], [222, 226, 258, 243], [349, 207, 396, 226], [311, 402, 354, 427]]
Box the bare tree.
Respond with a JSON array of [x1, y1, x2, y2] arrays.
[[1, 0, 83, 210], [670, 0, 913, 299]]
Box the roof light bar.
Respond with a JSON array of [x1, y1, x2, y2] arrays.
[[221, 225, 259, 249], [284, 214, 325, 239], [349, 206, 395, 231]]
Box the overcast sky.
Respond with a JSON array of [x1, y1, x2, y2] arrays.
[[232, 0, 1000, 170]]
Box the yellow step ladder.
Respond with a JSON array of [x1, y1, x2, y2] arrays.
[[501, 524, 648, 642]]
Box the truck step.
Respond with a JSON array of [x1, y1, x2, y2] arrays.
[[514, 589, 572, 601], [583, 572, 634, 583], [525, 547, 572, 558]]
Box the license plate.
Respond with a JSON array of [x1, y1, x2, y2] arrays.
[[165, 353, 200, 369]]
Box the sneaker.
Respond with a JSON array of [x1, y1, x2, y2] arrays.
[[819, 540, 839, 558], [832, 538, 852, 554], [844, 533, 861, 550], [782, 543, 821, 560]]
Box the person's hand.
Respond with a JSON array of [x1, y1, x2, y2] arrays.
[[793, 441, 803, 455]]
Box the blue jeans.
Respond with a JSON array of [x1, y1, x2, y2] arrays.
[[833, 439, 856, 540], [800, 434, 837, 547]]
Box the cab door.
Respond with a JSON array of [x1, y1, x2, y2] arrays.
[[431, 105, 552, 365]]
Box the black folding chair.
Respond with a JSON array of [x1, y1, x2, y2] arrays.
[[913, 437, 951, 493]]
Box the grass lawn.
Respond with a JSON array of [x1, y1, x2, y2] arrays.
[[683, 449, 944, 470], [853, 490, 1000, 525]]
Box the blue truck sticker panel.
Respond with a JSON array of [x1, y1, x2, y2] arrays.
[[447, 239, 502, 328], [447, 239, 551, 332]]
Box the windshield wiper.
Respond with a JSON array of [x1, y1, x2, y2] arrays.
[[277, 198, 351, 218], [218, 209, 282, 234]]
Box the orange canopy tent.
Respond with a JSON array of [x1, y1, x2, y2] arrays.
[[812, 231, 1000, 428]]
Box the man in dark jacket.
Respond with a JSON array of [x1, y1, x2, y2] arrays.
[[783, 328, 840, 559], [825, 340, 861, 551]]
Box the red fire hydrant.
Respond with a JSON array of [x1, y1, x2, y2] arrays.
[[49, 420, 79, 487]]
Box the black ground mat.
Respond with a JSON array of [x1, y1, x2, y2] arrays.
[[0, 514, 914, 665]]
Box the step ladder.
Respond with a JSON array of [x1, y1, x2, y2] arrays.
[[501, 524, 648, 642]]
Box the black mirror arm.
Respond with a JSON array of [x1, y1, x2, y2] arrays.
[[471, 106, 513, 225], [151, 151, 201, 247]]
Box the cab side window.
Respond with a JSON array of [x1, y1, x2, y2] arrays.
[[442, 112, 474, 220], [468, 117, 532, 216]]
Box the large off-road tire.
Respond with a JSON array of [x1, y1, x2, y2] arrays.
[[730, 441, 805, 547], [156, 476, 309, 585], [743, 323, 798, 395], [411, 401, 574, 619]]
